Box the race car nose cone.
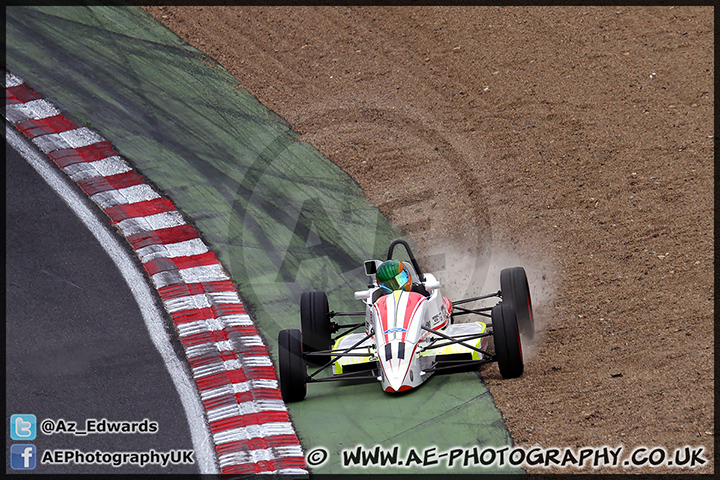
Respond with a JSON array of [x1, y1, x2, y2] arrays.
[[379, 342, 412, 393], [386, 372, 406, 392]]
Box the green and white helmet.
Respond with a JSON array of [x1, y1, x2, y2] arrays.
[[376, 260, 412, 294]]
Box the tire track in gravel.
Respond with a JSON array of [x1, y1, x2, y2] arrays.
[[141, 5, 714, 474]]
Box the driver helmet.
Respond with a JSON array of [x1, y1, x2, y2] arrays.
[[376, 260, 412, 294]]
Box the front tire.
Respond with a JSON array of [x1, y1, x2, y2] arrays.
[[278, 329, 307, 402], [300, 291, 332, 366], [492, 304, 524, 379], [500, 267, 535, 340]]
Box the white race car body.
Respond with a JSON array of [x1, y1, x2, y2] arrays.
[[277, 239, 530, 402], [334, 272, 489, 393]]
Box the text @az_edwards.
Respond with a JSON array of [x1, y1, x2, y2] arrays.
[[305, 444, 709, 470], [39, 418, 158, 436]]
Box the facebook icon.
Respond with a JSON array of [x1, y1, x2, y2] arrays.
[[11, 444, 37, 470]]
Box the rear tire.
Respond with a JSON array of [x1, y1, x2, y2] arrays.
[[278, 329, 307, 402], [300, 291, 332, 366], [492, 304, 524, 379], [500, 267, 535, 340]]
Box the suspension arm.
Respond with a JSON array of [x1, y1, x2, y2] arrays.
[[422, 326, 491, 357], [451, 291, 501, 306], [307, 331, 375, 380]]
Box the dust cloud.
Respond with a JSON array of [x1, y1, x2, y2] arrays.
[[426, 243, 557, 363]]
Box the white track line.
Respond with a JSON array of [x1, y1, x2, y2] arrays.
[[6, 125, 219, 474]]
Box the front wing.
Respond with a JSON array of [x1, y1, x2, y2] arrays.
[[329, 321, 489, 374]]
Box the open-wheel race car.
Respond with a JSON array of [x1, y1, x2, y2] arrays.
[[277, 240, 534, 402]]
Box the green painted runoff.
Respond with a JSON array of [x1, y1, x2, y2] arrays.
[[6, 4, 519, 473]]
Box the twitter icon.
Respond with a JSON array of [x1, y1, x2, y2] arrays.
[[11, 414, 37, 440]]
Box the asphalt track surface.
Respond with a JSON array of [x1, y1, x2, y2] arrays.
[[5, 140, 198, 474], [6, 5, 518, 474]]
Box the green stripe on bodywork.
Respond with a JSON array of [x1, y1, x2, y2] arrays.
[[6, 5, 520, 473]]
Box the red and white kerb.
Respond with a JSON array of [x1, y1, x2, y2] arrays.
[[5, 71, 307, 475]]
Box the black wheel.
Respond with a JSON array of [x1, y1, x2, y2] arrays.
[[278, 329, 307, 402], [492, 304, 524, 379], [300, 291, 332, 366], [500, 267, 535, 340]]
